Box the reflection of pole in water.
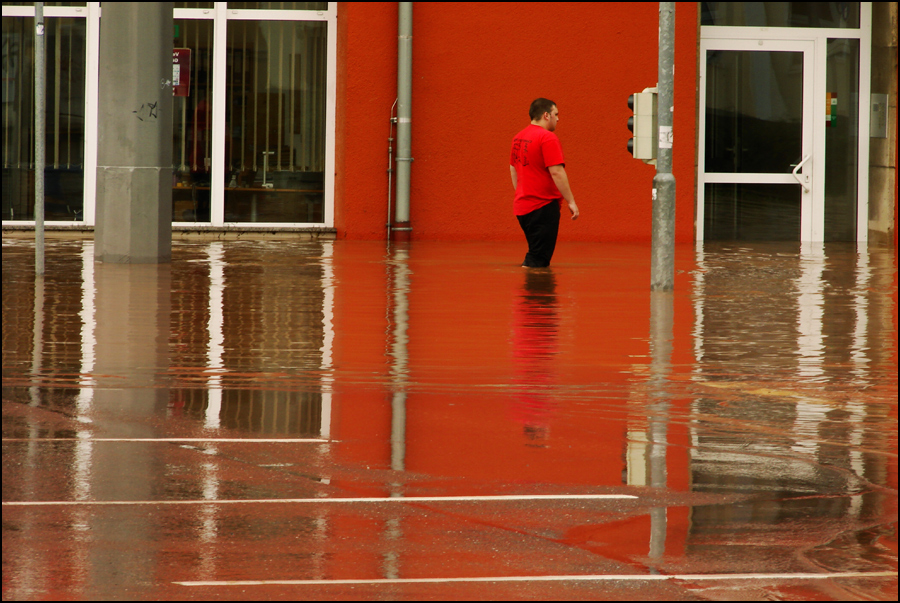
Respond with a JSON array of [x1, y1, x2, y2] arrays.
[[648, 290, 673, 561], [30, 275, 44, 408], [384, 244, 410, 580], [75, 242, 96, 502], [387, 245, 410, 473], [205, 242, 225, 430], [512, 269, 559, 445], [319, 241, 336, 440]]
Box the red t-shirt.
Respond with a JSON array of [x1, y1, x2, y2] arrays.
[[510, 124, 565, 216]]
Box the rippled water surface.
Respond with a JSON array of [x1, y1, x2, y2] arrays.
[[3, 238, 897, 600]]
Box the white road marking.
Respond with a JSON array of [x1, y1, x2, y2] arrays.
[[173, 571, 897, 586], [2, 494, 637, 507]]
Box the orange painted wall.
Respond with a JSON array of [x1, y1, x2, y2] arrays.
[[335, 2, 699, 243]]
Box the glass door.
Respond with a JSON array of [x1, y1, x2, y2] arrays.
[[697, 39, 816, 241]]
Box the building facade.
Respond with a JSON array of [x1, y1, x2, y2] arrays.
[[2, 2, 897, 243]]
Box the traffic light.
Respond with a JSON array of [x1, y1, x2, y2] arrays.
[[627, 86, 658, 165]]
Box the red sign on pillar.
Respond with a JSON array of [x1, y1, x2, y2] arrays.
[[173, 48, 191, 97]]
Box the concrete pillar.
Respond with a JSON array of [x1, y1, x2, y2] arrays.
[[95, 3, 173, 263]]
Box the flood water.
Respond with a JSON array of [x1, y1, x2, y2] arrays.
[[2, 238, 897, 600]]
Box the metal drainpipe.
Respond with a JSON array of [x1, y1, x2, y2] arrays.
[[393, 2, 413, 241], [387, 99, 397, 243]]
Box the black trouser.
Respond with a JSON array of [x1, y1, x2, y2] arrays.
[[517, 200, 560, 267]]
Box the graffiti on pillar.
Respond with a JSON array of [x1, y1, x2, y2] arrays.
[[133, 101, 159, 122]]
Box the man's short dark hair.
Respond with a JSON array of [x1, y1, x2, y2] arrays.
[[529, 98, 556, 121]]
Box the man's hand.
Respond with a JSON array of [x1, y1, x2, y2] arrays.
[[567, 199, 579, 220]]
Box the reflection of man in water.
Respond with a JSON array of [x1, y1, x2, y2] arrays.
[[511, 269, 559, 445], [510, 98, 579, 268]]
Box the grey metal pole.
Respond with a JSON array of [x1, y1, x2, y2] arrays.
[[393, 2, 413, 239], [651, 2, 676, 292], [34, 2, 45, 277]]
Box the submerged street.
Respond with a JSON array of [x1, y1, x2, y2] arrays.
[[2, 238, 897, 600]]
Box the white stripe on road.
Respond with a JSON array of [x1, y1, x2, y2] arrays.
[[2, 494, 636, 507], [173, 571, 897, 587]]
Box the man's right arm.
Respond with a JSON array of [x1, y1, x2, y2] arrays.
[[548, 164, 579, 220]]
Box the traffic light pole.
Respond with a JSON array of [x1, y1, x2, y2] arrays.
[[34, 2, 45, 277], [651, 2, 676, 292]]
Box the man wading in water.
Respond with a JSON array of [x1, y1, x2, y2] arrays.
[[509, 98, 579, 268]]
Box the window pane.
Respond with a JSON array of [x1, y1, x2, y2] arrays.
[[704, 184, 801, 241], [702, 2, 860, 28], [227, 3, 328, 10], [172, 19, 215, 222], [224, 20, 327, 223], [705, 50, 804, 174], [824, 39, 859, 242], [2, 17, 86, 221]]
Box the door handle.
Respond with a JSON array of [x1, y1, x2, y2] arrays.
[[792, 155, 811, 192]]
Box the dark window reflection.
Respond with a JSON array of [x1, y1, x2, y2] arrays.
[[824, 38, 860, 242], [2, 18, 87, 221], [704, 183, 801, 240], [223, 20, 327, 223], [705, 50, 803, 174], [701, 2, 860, 28], [172, 19, 215, 222], [172, 389, 322, 435]]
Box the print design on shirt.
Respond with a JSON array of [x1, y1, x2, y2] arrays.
[[512, 138, 531, 167]]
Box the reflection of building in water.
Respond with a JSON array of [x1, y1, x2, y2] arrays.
[[1, 241, 91, 414], [3, 240, 331, 435], [511, 269, 559, 445], [177, 388, 322, 434], [689, 243, 896, 522], [168, 242, 329, 436]]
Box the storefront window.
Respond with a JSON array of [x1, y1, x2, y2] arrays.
[[224, 20, 327, 223], [227, 3, 328, 10], [702, 2, 860, 28], [2, 3, 86, 6], [3, 5, 334, 228], [2, 17, 86, 221], [172, 19, 215, 222], [705, 49, 804, 174]]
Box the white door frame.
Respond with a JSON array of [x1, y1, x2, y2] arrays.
[[697, 37, 816, 240], [698, 5, 872, 242]]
